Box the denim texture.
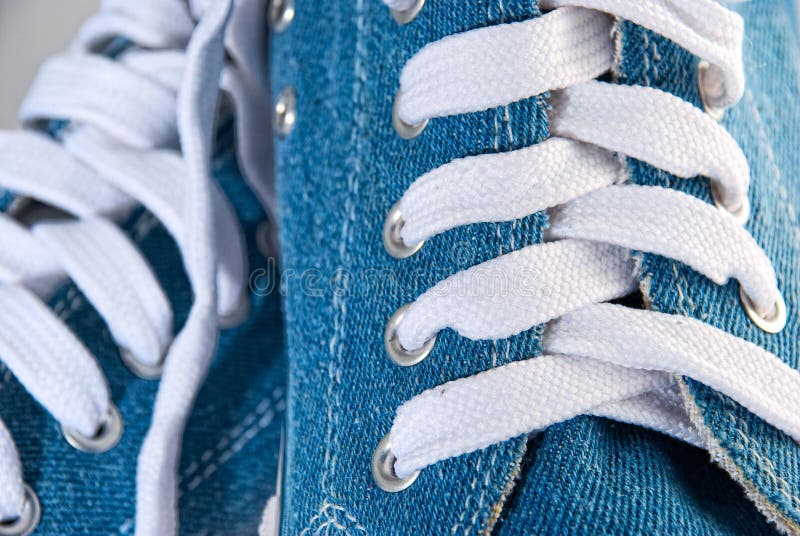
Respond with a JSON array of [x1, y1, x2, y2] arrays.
[[272, 0, 795, 534], [621, 2, 800, 532], [493, 3, 800, 534], [0, 128, 285, 534], [788, 0, 800, 42], [273, 1, 546, 533]]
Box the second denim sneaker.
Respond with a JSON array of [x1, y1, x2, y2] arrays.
[[0, 0, 284, 534], [270, 0, 800, 534]]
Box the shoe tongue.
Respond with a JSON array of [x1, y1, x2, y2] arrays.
[[619, 4, 800, 532], [276, 0, 797, 533]]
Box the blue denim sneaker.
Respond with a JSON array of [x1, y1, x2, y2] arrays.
[[270, 0, 800, 534], [0, 1, 284, 534]]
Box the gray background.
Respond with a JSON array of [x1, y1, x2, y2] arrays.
[[0, 0, 99, 128]]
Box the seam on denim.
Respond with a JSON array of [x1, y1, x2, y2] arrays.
[[670, 263, 698, 317], [711, 390, 800, 515], [690, 85, 800, 528], [116, 394, 286, 534], [626, 23, 797, 532], [677, 379, 800, 535], [744, 88, 800, 226], [468, 449, 500, 534], [0, 365, 10, 386], [54, 287, 82, 320], [182, 404, 281, 492], [469, 3, 543, 532], [483, 438, 529, 536], [131, 211, 160, 242], [650, 37, 661, 82], [300, 502, 368, 536], [451, 456, 482, 535], [627, 18, 798, 536], [492, 101, 500, 153], [504, 106, 514, 147], [641, 31, 652, 86], [308, 0, 366, 530], [180, 386, 285, 491]]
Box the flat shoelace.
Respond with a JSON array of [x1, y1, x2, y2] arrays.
[[378, 0, 800, 487], [0, 1, 265, 534]]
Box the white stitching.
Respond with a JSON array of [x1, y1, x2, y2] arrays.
[[744, 88, 800, 240], [310, 0, 367, 525], [180, 387, 285, 489], [712, 391, 800, 513], [117, 391, 285, 534], [300, 502, 368, 536]]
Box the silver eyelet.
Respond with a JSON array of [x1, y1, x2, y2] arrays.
[[120, 344, 168, 380], [62, 404, 123, 453], [697, 60, 726, 122], [372, 433, 419, 492], [740, 286, 787, 334], [710, 182, 750, 225], [383, 202, 424, 259], [269, 0, 295, 32], [0, 484, 40, 536], [393, 91, 428, 140], [384, 304, 437, 366], [391, 0, 425, 24], [274, 87, 297, 138]]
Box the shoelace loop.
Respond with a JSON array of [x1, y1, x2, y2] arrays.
[[0, 1, 271, 534], [373, 0, 799, 494]]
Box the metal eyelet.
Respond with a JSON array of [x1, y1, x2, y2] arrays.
[[697, 60, 726, 122], [0, 484, 40, 536], [710, 182, 750, 225], [274, 86, 297, 138], [120, 343, 168, 380], [62, 404, 123, 454], [391, 0, 425, 24], [393, 91, 428, 140], [383, 202, 424, 259], [0, 485, 39, 536], [740, 286, 787, 334], [372, 433, 419, 492], [384, 304, 437, 366], [269, 0, 295, 32]]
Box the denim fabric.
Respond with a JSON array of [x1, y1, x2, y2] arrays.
[[273, 1, 545, 533], [621, 2, 800, 532], [493, 4, 800, 534], [273, 1, 794, 534], [0, 127, 285, 534], [788, 0, 800, 42]]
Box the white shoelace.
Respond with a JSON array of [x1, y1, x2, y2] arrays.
[[377, 0, 800, 487], [0, 1, 268, 534]]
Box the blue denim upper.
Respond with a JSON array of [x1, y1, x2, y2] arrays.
[[0, 125, 285, 535], [624, 2, 800, 531], [272, 1, 799, 534]]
